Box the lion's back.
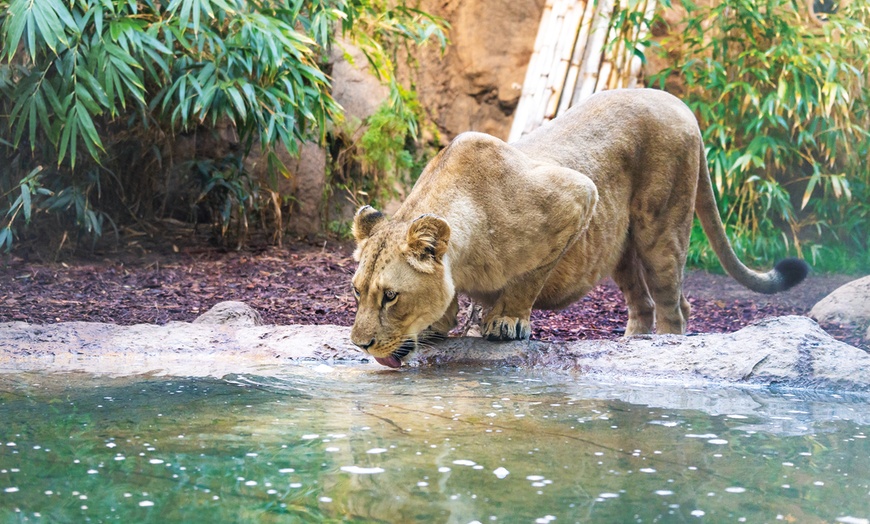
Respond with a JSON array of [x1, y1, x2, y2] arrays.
[[513, 89, 701, 176]]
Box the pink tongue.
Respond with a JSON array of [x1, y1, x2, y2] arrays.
[[374, 355, 402, 368]]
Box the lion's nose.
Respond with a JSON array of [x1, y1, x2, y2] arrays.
[[354, 338, 375, 351]]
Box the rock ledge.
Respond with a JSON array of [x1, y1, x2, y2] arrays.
[[1, 303, 868, 391]]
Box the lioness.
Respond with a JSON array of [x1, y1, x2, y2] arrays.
[[349, 88, 808, 368]]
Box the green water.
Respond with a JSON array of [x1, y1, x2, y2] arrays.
[[1, 366, 869, 523]]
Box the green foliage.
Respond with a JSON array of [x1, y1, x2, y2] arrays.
[[326, 84, 435, 219], [326, 218, 353, 239], [652, 0, 870, 273], [0, 0, 446, 252], [359, 99, 415, 176], [190, 154, 258, 248], [1, 0, 338, 165]]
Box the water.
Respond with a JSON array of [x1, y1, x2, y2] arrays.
[[1, 366, 869, 523]]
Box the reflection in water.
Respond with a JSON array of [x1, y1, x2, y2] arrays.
[[1, 367, 869, 523]]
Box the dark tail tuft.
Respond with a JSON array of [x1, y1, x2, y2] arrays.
[[774, 257, 810, 291]]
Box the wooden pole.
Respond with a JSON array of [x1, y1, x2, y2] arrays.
[[557, 0, 596, 116], [544, 1, 587, 120], [524, 0, 573, 136], [626, 54, 643, 88], [622, 0, 656, 88], [509, 0, 556, 142], [635, 0, 658, 87], [594, 0, 622, 94], [595, 59, 613, 92], [611, 0, 641, 89], [606, 14, 627, 90], [573, 0, 615, 105], [511, 0, 659, 139]]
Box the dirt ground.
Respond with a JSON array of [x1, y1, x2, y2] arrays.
[[1, 224, 866, 351]]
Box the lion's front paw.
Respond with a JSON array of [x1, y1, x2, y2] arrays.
[[483, 316, 531, 341]]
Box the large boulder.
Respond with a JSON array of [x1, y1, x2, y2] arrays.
[[241, 140, 328, 238], [285, 142, 328, 236], [810, 275, 870, 337]]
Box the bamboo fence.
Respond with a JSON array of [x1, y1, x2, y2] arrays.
[[509, 0, 657, 142]]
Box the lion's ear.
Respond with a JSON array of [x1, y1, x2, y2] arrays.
[[353, 205, 385, 243], [404, 214, 450, 273]]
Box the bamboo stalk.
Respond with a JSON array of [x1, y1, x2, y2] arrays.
[[609, 0, 634, 91], [573, 0, 615, 105], [623, 0, 648, 88], [607, 17, 627, 90], [626, 54, 643, 88], [544, 1, 586, 119], [594, 0, 622, 95], [614, 0, 646, 89], [557, 0, 596, 116], [525, 0, 573, 135], [634, 0, 658, 87], [509, 0, 556, 142], [621, 0, 656, 89], [595, 59, 613, 92]]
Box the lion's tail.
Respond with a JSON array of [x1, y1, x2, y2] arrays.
[[694, 142, 809, 294]]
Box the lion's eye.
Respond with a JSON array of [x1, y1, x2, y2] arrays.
[[383, 290, 398, 304], [352, 286, 361, 299]]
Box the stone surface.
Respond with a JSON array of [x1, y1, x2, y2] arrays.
[[412, 316, 870, 391], [285, 141, 328, 236], [193, 300, 264, 327], [0, 320, 357, 378], [331, 39, 391, 123], [1, 302, 868, 391], [404, 0, 546, 142], [810, 275, 870, 335]]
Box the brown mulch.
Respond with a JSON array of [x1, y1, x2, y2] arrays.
[[1, 228, 866, 352]]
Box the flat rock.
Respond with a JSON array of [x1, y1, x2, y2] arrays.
[[1, 302, 868, 391], [417, 316, 869, 391], [0, 321, 357, 378]]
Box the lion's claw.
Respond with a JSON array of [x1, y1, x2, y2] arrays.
[[482, 317, 531, 341]]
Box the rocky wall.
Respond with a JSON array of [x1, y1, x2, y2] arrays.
[[403, 0, 546, 143]]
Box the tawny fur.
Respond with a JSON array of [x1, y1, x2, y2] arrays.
[[349, 89, 807, 362]]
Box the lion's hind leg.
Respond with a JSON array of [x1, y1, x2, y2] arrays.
[[629, 155, 697, 334], [613, 245, 655, 336], [636, 237, 692, 335]]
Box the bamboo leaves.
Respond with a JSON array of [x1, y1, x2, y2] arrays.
[[2, 0, 77, 61], [1, 0, 446, 168], [0, 0, 447, 251], [654, 0, 870, 270], [0, 0, 341, 167]]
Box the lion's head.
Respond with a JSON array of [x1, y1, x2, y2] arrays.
[[349, 206, 455, 368]]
